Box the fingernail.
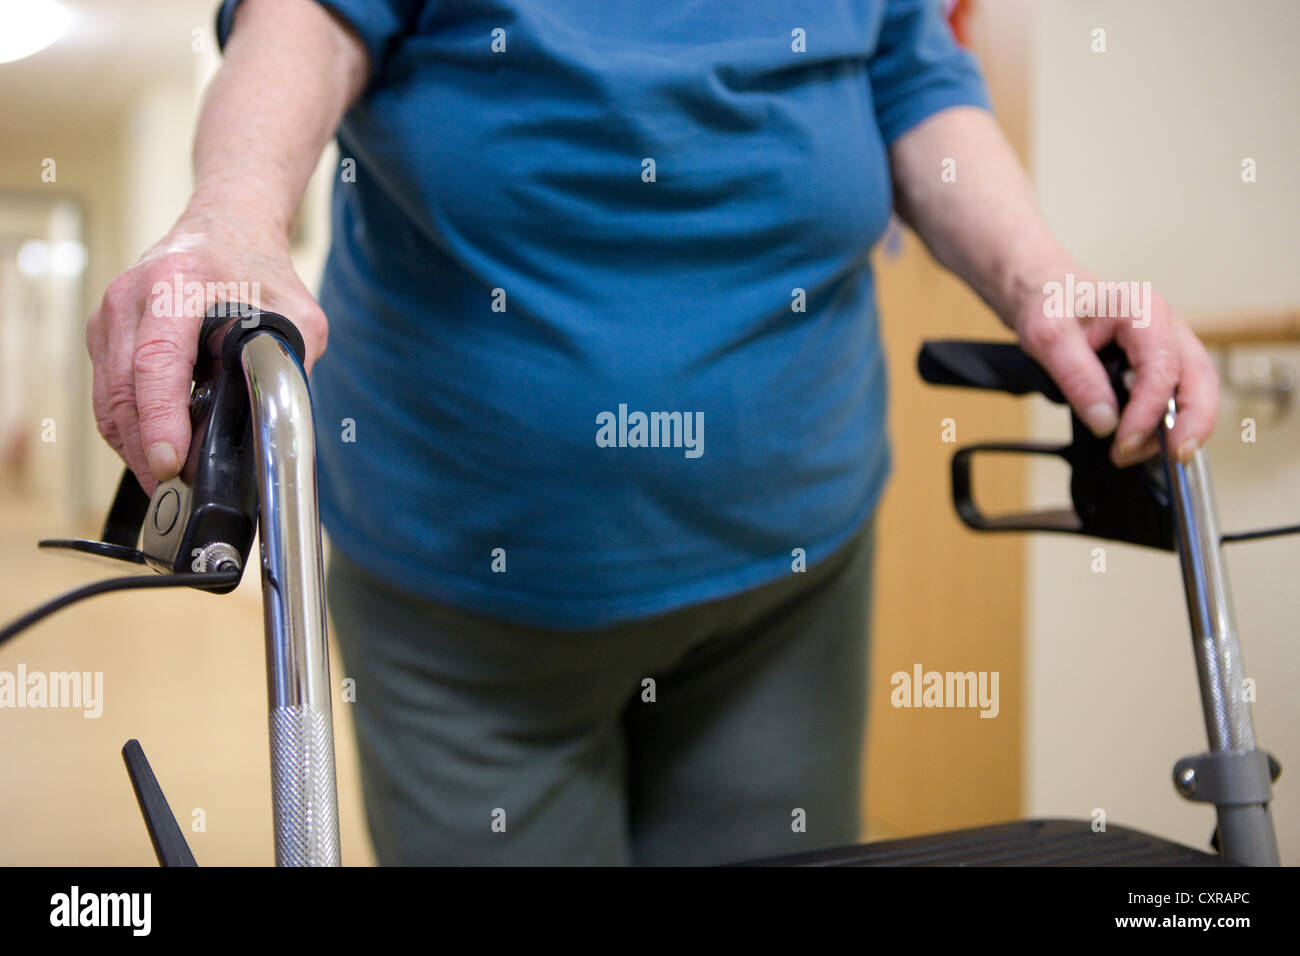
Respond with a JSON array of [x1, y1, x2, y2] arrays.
[[1113, 435, 1142, 466], [146, 442, 179, 479], [1176, 439, 1199, 463], [1082, 402, 1118, 438]]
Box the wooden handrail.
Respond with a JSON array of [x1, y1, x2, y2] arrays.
[[1187, 311, 1300, 347]]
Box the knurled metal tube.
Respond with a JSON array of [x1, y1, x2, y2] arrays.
[[1166, 446, 1254, 753], [1164, 400, 1277, 865], [241, 331, 341, 866]]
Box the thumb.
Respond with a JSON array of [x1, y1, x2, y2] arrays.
[[133, 309, 200, 481]]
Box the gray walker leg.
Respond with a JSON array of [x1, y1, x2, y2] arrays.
[[1163, 398, 1280, 866]]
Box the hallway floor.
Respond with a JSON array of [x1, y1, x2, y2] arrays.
[[0, 492, 376, 865]]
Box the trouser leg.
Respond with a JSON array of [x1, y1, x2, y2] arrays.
[[624, 523, 875, 865]]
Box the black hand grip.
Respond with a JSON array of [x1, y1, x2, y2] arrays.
[[918, 340, 1065, 402], [918, 339, 1136, 411], [201, 301, 306, 368]]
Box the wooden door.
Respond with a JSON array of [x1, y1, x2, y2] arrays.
[[862, 0, 1034, 839]]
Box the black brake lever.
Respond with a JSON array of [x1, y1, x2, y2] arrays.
[[918, 339, 1176, 551], [39, 470, 152, 569]]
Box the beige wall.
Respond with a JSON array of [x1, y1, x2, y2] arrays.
[[0, 130, 124, 517], [1028, 0, 1299, 862]]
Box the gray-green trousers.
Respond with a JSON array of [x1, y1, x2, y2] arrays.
[[326, 520, 874, 865]]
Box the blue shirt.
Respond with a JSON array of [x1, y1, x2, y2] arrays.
[[217, 0, 990, 629]]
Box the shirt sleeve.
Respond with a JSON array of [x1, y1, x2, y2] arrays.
[[214, 0, 422, 80], [868, 0, 993, 146]]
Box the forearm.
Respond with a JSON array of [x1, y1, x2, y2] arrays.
[[888, 104, 1218, 463], [182, 0, 368, 242], [888, 105, 1071, 326]]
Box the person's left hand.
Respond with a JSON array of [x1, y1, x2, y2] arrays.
[[1009, 266, 1220, 468]]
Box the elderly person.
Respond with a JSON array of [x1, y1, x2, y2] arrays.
[[86, 0, 1217, 864]]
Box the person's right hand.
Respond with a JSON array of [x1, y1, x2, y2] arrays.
[[86, 210, 328, 496]]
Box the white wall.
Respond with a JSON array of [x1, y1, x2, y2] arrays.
[[1027, 0, 1300, 862], [0, 139, 122, 520]]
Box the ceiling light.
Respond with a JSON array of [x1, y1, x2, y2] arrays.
[[51, 239, 88, 276], [0, 0, 72, 65], [16, 240, 49, 278]]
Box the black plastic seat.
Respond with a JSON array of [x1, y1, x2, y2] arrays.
[[747, 819, 1231, 866]]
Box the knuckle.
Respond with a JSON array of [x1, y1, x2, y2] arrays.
[[136, 403, 177, 435], [101, 275, 137, 315], [1193, 355, 1220, 396], [84, 311, 101, 354], [133, 336, 185, 377], [1203, 403, 1220, 436], [1145, 347, 1181, 388], [104, 378, 136, 419], [1058, 364, 1104, 404], [149, 251, 202, 278], [1019, 314, 1069, 356], [93, 412, 116, 442], [1193, 342, 1220, 385]]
